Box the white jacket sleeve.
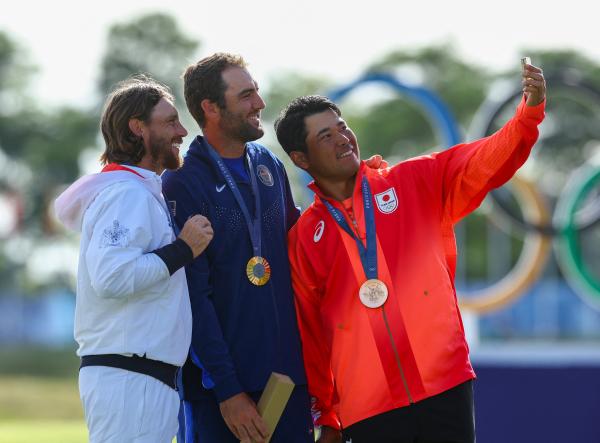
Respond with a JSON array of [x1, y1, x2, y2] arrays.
[[84, 183, 170, 299]]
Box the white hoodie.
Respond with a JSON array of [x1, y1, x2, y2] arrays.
[[55, 165, 191, 366]]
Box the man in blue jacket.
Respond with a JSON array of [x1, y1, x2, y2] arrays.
[[162, 53, 313, 443]]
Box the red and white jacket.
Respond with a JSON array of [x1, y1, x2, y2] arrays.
[[288, 98, 545, 429]]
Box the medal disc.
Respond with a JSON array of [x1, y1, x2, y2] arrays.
[[359, 279, 388, 308], [246, 256, 271, 286]]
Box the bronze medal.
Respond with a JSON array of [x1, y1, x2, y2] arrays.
[[246, 256, 271, 286], [359, 279, 388, 308]]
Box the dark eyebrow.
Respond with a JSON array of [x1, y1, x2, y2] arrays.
[[237, 87, 256, 98], [316, 120, 345, 138], [316, 127, 331, 138]]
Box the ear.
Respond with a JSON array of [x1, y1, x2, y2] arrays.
[[128, 118, 144, 137], [200, 99, 220, 121], [289, 151, 310, 170]]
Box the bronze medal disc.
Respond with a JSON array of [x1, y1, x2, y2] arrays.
[[246, 256, 271, 286], [359, 279, 388, 308]]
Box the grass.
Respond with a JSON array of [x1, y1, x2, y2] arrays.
[[0, 372, 87, 443], [0, 376, 82, 420], [0, 420, 87, 443]]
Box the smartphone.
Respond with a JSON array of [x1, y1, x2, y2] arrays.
[[521, 57, 531, 70]]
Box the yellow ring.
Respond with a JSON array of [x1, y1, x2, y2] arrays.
[[458, 175, 552, 313]]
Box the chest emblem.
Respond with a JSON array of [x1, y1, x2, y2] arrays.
[[256, 164, 274, 187], [313, 220, 325, 243], [374, 187, 398, 214]]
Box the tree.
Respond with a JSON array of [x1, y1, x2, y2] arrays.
[[340, 44, 491, 160], [98, 13, 199, 102]]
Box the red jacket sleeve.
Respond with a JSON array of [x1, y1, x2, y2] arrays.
[[434, 97, 545, 223], [288, 223, 341, 430]]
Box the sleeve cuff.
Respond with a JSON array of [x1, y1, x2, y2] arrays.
[[213, 374, 244, 403], [517, 95, 546, 124], [152, 238, 194, 275]]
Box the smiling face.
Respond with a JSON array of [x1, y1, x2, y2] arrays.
[[143, 97, 188, 171], [301, 108, 361, 183], [218, 66, 266, 143]]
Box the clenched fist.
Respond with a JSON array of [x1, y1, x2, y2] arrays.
[[178, 214, 213, 258]]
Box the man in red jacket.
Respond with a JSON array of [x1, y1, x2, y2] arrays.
[[274, 63, 546, 443]]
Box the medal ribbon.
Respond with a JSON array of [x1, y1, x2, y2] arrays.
[[206, 145, 262, 258], [324, 177, 427, 401], [322, 177, 377, 280]]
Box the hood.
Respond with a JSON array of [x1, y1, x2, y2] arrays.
[[54, 169, 162, 232]]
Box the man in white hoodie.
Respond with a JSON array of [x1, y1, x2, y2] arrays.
[[55, 75, 213, 443]]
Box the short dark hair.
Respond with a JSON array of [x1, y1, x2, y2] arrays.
[[183, 52, 247, 128], [274, 95, 341, 155], [100, 75, 173, 165]]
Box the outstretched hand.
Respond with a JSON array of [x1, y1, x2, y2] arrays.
[[522, 63, 546, 106]]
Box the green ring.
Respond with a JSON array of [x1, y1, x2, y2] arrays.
[[555, 165, 600, 308]]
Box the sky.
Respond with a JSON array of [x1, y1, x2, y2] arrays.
[[1, 0, 599, 108]]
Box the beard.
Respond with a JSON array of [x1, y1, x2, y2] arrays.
[[218, 107, 264, 143], [148, 132, 182, 171]]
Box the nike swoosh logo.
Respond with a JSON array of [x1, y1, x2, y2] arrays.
[[216, 184, 226, 192]]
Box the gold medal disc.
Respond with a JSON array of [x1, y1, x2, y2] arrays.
[[359, 279, 388, 308], [246, 256, 271, 286]]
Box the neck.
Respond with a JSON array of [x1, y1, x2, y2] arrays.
[[315, 175, 356, 202], [134, 156, 162, 175], [203, 127, 246, 159]]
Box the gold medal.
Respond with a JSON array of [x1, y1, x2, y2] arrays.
[[246, 256, 271, 286], [359, 279, 388, 308]]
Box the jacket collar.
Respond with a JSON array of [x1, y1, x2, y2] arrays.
[[308, 161, 368, 207]]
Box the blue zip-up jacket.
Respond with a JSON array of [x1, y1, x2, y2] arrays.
[[162, 136, 307, 402]]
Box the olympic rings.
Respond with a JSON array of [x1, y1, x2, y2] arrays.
[[324, 71, 600, 313], [555, 165, 600, 309], [468, 74, 600, 235], [458, 175, 553, 313], [461, 73, 600, 312]]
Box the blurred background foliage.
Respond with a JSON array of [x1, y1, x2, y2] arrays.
[[1, 13, 600, 440], [3, 12, 600, 293], [1, 12, 599, 303]]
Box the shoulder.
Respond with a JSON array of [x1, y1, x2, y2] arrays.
[[367, 154, 438, 184], [248, 143, 285, 167], [95, 179, 149, 205], [84, 180, 153, 227], [292, 203, 322, 240]]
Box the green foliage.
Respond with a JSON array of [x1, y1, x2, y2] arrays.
[[263, 71, 332, 122], [341, 44, 491, 159], [489, 49, 600, 198], [98, 13, 199, 101]]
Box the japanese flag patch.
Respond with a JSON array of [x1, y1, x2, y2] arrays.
[[374, 187, 398, 214]]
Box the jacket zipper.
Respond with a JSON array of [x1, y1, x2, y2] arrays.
[[381, 306, 413, 403], [343, 199, 414, 403]]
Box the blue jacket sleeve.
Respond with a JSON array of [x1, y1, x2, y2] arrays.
[[162, 174, 243, 402], [277, 159, 300, 231]]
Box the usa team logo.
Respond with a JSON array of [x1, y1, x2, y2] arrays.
[[374, 187, 398, 214], [313, 220, 325, 243], [256, 164, 274, 186]]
